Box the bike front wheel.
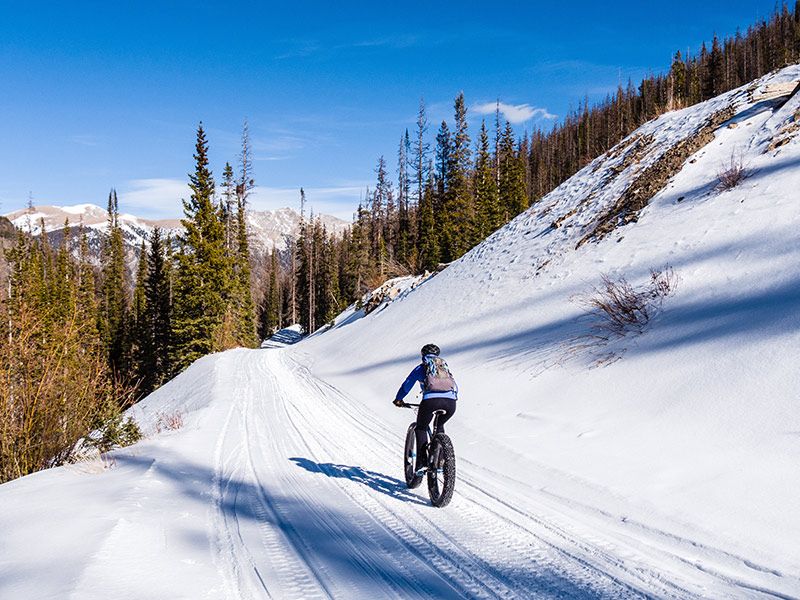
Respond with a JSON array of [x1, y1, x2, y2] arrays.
[[404, 423, 423, 489], [427, 433, 456, 507]]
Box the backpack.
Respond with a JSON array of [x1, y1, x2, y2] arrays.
[[423, 356, 457, 393]]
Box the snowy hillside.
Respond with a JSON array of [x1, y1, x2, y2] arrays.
[[2, 66, 800, 599], [293, 65, 800, 594]]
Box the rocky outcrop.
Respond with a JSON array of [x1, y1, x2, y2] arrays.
[[577, 105, 736, 248], [0, 216, 15, 241]]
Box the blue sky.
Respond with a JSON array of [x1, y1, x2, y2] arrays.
[[0, 0, 782, 220]]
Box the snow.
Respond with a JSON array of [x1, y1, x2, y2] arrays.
[[2, 204, 349, 256], [261, 324, 304, 348], [9, 211, 48, 234], [60, 203, 100, 215], [2, 66, 800, 598]]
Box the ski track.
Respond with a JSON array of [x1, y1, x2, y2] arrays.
[[203, 348, 800, 599], [210, 349, 642, 599]]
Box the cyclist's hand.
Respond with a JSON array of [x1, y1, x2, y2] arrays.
[[393, 399, 405, 408]]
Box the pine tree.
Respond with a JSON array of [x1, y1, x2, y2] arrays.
[[417, 167, 440, 271], [426, 121, 451, 264], [295, 213, 315, 334], [413, 98, 430, 213], [473, 120, 500, 241], [314, 224, 339, 327], [221, 162, 236, 250], [434, 120, 452, 205], [670, 51, 687, 108], [52, 220, 75, 323], [131, 240, 148, 390], [233, 121, 257, 347], [373, 156, 394, 266], [143, 227, 172, 391], [397, 130, 412, 267], [171, 123, 232, 372], [344, 204, 372, 298], [708, 35, 725, 97], [259, 249, 280, 337], [75, 224, 99, 334], [442, 92, 473, 261], [100, 189, 129, 381], [498, 121, 527, 219]]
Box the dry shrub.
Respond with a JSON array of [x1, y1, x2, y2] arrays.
[[582, 267, 677, 339], [0, 302, 134, 482], [717, 152, 747, 191], [363, 257, 413, 292], [66, 452, 117, 475], [155, 410, 184, 433]]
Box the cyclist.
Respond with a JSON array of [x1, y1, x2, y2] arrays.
[[393, 344, 458, 474]]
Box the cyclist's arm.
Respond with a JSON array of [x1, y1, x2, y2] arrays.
[[395, 364, 424, 402]]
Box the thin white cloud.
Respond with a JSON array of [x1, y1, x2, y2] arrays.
[[118, 178, 361, 221], [71, 134, 104, 147], [119, 178, 190, 219], [337, 34, 420, 50], [473, 102, 556, 124]]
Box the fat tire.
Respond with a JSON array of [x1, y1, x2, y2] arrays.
[[427, 433, 456, 507], [404, 423, 423, 489]]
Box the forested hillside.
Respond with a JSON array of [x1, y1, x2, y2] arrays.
[[257, 2, 800, 336], [0, 124, 257, 483]]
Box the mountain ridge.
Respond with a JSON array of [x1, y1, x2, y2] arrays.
[[3, 203, 351, 257]]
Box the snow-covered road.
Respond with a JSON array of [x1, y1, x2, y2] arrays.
[[209, 349, 641, 599], [2, 348, 798, 599]]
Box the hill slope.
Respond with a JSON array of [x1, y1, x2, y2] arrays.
[[1, 66, 800, 598], [294, 64, 800, 589]]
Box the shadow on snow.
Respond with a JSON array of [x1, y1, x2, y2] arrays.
[[289, 457, 428, 506]]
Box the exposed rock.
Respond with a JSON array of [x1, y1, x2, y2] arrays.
[[577, 105, 736, 248], [0, 216, 15, 241], [767, 108, 800, 152]]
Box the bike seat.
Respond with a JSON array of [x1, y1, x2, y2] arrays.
[[432, 409, 447, 416]]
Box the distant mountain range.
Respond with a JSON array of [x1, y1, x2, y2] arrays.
[[3, 204, 350, 259]]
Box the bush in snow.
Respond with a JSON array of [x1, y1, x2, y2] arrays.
[[88, 414, 142, 453], [155, 410, 184, 433], [582, 267, 677, 339], [716, 151, 747, 191]]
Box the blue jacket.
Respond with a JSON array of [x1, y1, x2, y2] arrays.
[[395, 356, 458, 401]]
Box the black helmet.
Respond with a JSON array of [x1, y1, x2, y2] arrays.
[[421, 343, 440, 357]]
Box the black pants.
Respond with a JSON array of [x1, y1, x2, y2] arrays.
[[415, 397, 457, 469]]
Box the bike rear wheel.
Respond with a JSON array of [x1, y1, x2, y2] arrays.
[[427, 433, 456, 507], [404, 423, 423, 488]]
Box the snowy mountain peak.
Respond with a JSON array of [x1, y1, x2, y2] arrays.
[[3, 203, 350, 254]]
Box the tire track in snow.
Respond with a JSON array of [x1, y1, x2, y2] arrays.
[[255, 352, 463, 599], [280, 356, 649, 597], [211, 354, 330, 599], [268, 350, 641, 599], [266, 358, 510, 599], [287, 354, 799, 599]]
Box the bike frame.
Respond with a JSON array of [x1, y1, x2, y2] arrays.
[[401, 402, 445, 438]]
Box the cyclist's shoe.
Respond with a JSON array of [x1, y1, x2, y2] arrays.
[[414, 467, 427, 477], [415, 446, 428, 474]]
